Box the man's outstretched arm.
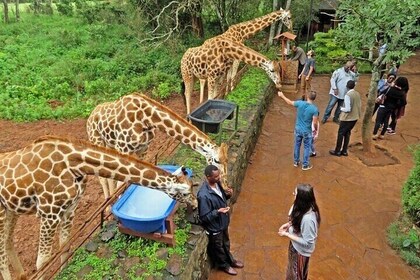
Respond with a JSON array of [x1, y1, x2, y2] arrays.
[[277, 91, 295, 106]]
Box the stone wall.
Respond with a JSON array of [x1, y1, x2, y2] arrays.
[[177, 82, 277, 280]]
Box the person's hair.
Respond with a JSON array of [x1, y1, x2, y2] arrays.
[[308, 50, 315, 56], [308, 91, 317, 101], [204, 165, 219, 177], [345, 61, 354, 68], [290, 184, 321, 234], [395, 76, 409, 93], [346, 80, 355, 89]]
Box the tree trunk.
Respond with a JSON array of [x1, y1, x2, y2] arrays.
[[361, 54, 386, 153], [211, 0, 228, 32], [46, 0, 53, 14], [191, 3, 204, 38], [3, 0, 9, 23], [267, 0, 280, 47], [15, 0, 19, 21]]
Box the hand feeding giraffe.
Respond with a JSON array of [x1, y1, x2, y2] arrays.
[[0, 135, 197, 280], [86, 93, 229, 199], [180, 9, 293, 114], [181, 37, 282, 114]]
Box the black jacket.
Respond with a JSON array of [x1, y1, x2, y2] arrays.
[[197, 181, 230, 233], [384, 86, 407, 110]]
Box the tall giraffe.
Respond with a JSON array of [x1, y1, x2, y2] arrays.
[[0, 136, 197, 280], [180, 9, 292, 112], [181, 37, 282, 114], [86, 93, 229, 198]]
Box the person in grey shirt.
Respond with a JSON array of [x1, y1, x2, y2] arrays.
[[278, 183, 321, 280], [291, 45, 307, 77], [322, 61, 358, 124]]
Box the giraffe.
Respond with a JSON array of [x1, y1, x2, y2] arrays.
[[180, 9, 293, 112], [0, 135, 197, 280], [181, 37, 282, 114], [86, 93, 229, 198]]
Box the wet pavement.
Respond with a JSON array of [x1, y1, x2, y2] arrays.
[[209, 53, 420, 280]]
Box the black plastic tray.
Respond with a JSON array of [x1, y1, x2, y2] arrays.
[[188, 99, 236, 133]]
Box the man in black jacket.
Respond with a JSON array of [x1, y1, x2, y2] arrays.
[[197, 165, 244, 276]]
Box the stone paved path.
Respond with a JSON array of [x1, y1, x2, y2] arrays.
[[209, 53, 420, 280]]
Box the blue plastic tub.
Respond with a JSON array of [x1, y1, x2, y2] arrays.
[[112, 165, 192, 233]]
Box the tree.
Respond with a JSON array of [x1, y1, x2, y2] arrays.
[[335, 0, 420, 153], [2, 0, 8, 23]]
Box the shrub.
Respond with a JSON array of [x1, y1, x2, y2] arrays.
[[402, 146, 420, 225]]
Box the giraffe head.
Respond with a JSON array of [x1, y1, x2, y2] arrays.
[[169, 167, 198, 209], [260, 60, 282, 89], [204, 143, 229, 188], [281, 10, 293, 31]]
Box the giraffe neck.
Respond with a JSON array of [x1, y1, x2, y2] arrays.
[[133, 94, 219, 160], [223, 9, 290, 42], [32, 136, 182, 194]]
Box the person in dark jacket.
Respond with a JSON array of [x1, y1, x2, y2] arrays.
[[197, 165, 244, 276], [373, 76, 408, 140]]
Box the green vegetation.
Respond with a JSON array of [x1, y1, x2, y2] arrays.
[[0, 13, 185, 121], [57, 210, 192, 279], [387, 146, 420, 268]]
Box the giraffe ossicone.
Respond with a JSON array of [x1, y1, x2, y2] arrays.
[[0, 135, 197, 280]]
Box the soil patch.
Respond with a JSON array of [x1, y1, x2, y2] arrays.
[[349, 142, 401, 166]]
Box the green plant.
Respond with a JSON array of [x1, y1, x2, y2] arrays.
[[402, 146, 420, 225]]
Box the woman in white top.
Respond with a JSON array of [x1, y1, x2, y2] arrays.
[[278, 184, 321, 280]]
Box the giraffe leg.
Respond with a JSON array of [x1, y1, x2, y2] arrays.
[[0, 206, 13, 280], [199, 79, 206, 104], [99, 177, 111, 200], [36, 215, 60, 273], [6, 212, 25, 278], [207, 77, 216, 100], [184, 77, 194, 115], [230, 60, 240, 91], [58, 202, 79, 267]]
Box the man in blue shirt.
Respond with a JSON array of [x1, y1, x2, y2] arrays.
[[278, 91, 319, 170]]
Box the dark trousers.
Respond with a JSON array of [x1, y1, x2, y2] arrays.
[[207, 229, 234, 269], [389, 109, 397, 131], [334, 120, 357, 153], [297, 63, 304, 77], [373, 106, 392, 135]]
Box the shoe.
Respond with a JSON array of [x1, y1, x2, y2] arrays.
[[387, 130, 396, 135], [223, 266, 238, 275], [340, 151, 348, 156], [333, 118, 340, 124], [232, 260, 244, 268], [378, 135, 385, 140], [293, 161, 299, 167], [302, 165, 313, 171], [310, 152, 317, 157], [387, 127, 393, 132], [372, 134, 378, 140], [329, 150, 341, 157]]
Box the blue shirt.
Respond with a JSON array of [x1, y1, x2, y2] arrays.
[[294, 100, 319, 133]]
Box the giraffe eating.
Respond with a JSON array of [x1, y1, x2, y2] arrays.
[[0, 135, 197, 280], [181, 37, 282, 114], [86, 93, 229, 199]]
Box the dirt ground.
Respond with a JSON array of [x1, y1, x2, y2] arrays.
[[1, 52, 419, 279]]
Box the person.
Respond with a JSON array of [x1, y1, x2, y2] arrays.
[[373, 72, 396, 115], [372, 77, 408, 140], [197, 165, 244, 276], [278, 183, 321, 280], [290, 45, 307, 78], [298, 50, 316, 100], [387, 76, 409, 135], [278, 91, 319, 170], [329, 80, 361, 157], [321, 61, 358, 124]]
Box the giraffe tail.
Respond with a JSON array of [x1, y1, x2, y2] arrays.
[[180, 81, 186, 106]]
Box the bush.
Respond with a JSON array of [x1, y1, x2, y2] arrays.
[[402, 146, 420, 225]]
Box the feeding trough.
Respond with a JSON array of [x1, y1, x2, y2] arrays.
[[188, 99, 238, 143], [112, 165, 192, 246]]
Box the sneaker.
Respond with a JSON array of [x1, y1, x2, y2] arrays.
[[372, 134, 378, 140], [293, 162, 299, 167], [387, 130, 396, 135], [302, 165, 313, 171], [310, 152, 317, 157], [378, 135, 385, 139]]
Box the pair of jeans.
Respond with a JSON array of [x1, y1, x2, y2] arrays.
[[323, 94, 344, 121], [294, 129, 313, 167], [334, 120, 357, 153]]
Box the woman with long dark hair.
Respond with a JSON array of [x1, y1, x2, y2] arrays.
[[278, 184, 321, 280]]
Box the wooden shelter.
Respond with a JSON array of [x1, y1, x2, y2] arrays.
[[274, 32, 298, 94]]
